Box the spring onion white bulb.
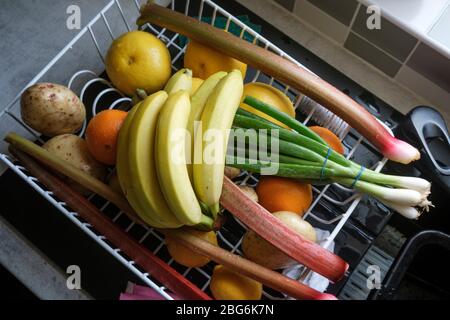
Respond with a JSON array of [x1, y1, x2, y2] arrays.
[[337, 179, 424, 207], [391, 176, 431, 193], [381, 201, 422, 220]]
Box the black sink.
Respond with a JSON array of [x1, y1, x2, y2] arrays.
[[371, 230, 450, 299]]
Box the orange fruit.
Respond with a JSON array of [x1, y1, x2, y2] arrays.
[[240, 82, 295, 128], [256, 176, 312, 216], [165, 230, 218, 268], [309, 126, 345, 155], [85, 109, 128, 165], [105, 31, 172, 96], [184, 39, 247, 79], [210, 265, 262, 300]]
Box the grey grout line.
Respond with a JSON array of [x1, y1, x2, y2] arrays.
[[280, 2, 348, 48], [346, 2, 362, 41], [348, 30, 405, 65], [395, 39, 422, 80], [295, 0, 422, 76]]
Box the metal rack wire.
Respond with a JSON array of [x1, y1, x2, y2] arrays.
[[0, 0, 389, 299]]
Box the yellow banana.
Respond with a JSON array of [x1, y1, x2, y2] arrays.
[[117, 102, 140, 197], [188, 71, 228, 144], [190, 77, 204, 97], [128, 91, 183, 228], [116, 102, 167, 228], [164, 68, 192, 94], [187, 71, 228, 180], [193, 70, 244, 217], [155, 91, 203, 226]]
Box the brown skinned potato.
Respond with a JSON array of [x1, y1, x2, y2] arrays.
[[43, 134, 107, 195], [238, 185, 258, 203], [21, 83, 86, 137], [224, 166, 240, 179]]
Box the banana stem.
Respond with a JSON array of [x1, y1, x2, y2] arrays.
[[195, 214, 215, 231], [209, 203, 221, 221], [131, 88, 148, 106], [199, 201, 220, 228]]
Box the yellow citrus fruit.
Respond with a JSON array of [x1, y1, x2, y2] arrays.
[[184, 39, 247, 79], [240, 82, 295, 128], [190, 77, 204, 96], [165, 230, 218, 268], [106, 31, 171, 96], [210, 265, 262, 300]]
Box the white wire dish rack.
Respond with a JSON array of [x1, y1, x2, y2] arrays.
[[0, 0, 390, 300]]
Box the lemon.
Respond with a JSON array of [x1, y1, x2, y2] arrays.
[[165, 230, 217, 268], [106, 31, 171, 96], [210, 265, 262, 300], [240, 82, 295, 128], [184, 39, 247, 79]]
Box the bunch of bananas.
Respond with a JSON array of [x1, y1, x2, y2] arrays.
[[117, 68, 243, 229]]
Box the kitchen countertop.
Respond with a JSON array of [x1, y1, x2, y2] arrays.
[[0, 216, 91, 300], [0, 0, 140, 299], [0, 0, 113, 113]]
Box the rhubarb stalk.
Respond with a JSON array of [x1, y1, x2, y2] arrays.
[[137, 3, 420, 164], [5, 133, 146, 224], [10, 146, 211, 300], [163, 228, 337, 300], [221, 176, 349, 283]]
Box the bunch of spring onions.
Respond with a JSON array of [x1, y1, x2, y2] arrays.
[[226, 96, 432, 219]]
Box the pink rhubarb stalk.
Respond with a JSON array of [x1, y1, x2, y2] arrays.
[[164, 227, 337, 300], [138, 4, 420, 164], [221, 176, 348, 283], [9, 145, 211, 301]]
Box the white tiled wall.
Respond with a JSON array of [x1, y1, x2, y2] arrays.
[[239, 0, 450, 123], [361, 0, 450, 34], [293, 0, 350, 45]]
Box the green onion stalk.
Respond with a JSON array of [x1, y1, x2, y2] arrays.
[[227, 96, 432, 219]]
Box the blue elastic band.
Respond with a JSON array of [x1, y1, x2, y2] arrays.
[[320, 148, 332, 180], [351, 166, 365, 188]]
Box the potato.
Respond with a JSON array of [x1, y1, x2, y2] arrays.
[[242, 211, 317, 270], [238, 185, 258, 203], [21, 83, 86, 137], [224, 166, 240, 179], [274, 211, 317, 243], [43, 134, 107, 195]]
